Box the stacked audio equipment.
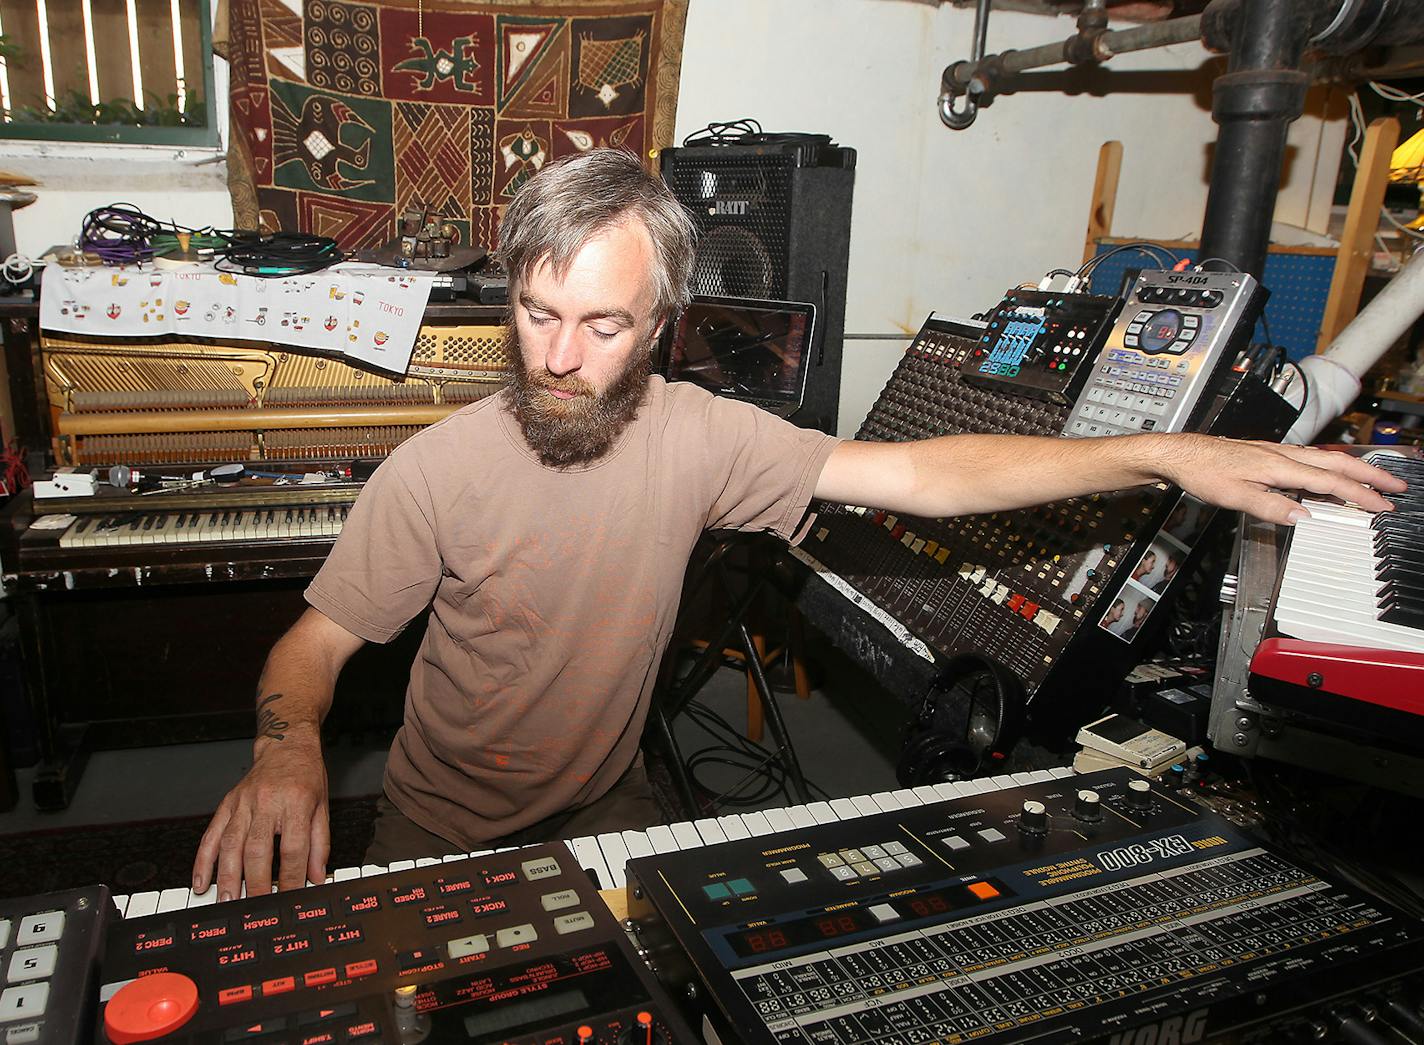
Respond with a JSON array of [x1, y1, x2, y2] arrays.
[[660, 135, 855, 435], [795, 269, 1293, 735], [95, 843, 693, 1044], [625, 768, 1424, 1045]]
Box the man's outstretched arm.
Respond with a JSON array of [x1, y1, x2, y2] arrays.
[[192, 607, 365, 901], [814, 432, 1405, 524]]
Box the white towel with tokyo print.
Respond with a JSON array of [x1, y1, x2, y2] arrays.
[[40, 261, 436, 374]]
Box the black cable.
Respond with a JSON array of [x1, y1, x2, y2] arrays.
[[682, 118, 763, 147], [1194, 256, 1241, 272], [1285, 357, 1310, 411], [212, 231, 344, 278], [1075, 241, 1181, 280]]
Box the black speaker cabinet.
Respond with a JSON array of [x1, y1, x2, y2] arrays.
[[660, 139, 856, 435]]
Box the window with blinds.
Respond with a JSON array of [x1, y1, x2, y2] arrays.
[[0, 0, 215, 145]]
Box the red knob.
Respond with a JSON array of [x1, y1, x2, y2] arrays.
[[104, 972, 200, 1044]]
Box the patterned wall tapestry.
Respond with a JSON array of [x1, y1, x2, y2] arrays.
[[219, 0, 690, 251]]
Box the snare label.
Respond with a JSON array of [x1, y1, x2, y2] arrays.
[[1095, 834, 1193, 871]]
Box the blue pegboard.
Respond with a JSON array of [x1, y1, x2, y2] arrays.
[[1087, 244, 1336, 361]]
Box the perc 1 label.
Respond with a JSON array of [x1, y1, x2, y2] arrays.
[[1095, 834, 1193, 872]]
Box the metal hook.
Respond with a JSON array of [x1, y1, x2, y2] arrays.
[[938, 91, 978, 130]]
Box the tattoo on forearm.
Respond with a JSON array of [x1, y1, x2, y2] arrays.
[[256, 693, 290, 741]]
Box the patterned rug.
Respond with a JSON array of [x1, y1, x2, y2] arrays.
[[0, 795, 380, 900], [218, 0, 690, 251]]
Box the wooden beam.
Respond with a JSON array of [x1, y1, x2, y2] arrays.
[[1316, 116, 1401, 352], [1083, 141, 1124, 266]]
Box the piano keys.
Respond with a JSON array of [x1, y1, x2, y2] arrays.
[[60, 503, 349, 549], [1238, 450, 1424, 771], [108, 768, 1077, 916]]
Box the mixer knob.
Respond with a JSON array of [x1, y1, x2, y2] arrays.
[[618, 1011, 667, 1045], [1127, 778, 1152, 810], [1073, 789, 1102, 821], [1020, 800, 1048, 834], [577, 1026, 596, 1045]]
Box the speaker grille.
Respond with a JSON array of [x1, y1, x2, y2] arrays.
[[664, 153, 795, 298]]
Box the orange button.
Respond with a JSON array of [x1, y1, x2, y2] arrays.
[[217, 985, 253, 1006], [968, 881, 1000, 900], [345, 959, 379, 979], [104, 972, 200, 1044], [303, 967, 338, 988], [262, 975, 296, 996]]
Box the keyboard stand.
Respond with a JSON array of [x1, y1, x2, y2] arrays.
[[649, 534, 812, 817]]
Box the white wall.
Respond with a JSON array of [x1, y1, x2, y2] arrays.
[[676, 0, 1348, 435], [2, 0, 1348, 437]]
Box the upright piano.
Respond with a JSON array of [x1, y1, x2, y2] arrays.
[[0, 300, 508, 808]]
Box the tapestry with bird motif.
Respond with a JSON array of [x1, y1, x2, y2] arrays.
[[220, 0, 690, 251]]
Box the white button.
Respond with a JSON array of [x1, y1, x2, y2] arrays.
[[6, 1023, 40, 1044], [829, 865, 856, 881], [852, 861, 878, 876], [15, 914, 62, 948], [553, 912, 595, 936], [6, 947, 56, 985], [780, 868, 809, 885], [896, 853, 923, 869], [839, 849, 865, 864], [520, 857, 561, 882], [817, 853, 844, 868], [873, 857, 900, 873], [495, 924, 539, 948], [0, 923, 8, 950], [977, 828, 1007, 843], [539, 890, 579, 912], [883, 842, 909, 856], [868, 903, 899, 924], [445, 934, 489, 959], [0, 983, 47, 1022], [861, 845, 887, 860], [943, 835, 970, 851]]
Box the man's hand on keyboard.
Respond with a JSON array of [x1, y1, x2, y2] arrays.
[[191, 737, 330, 901], [1160, 436, 1407, 525]]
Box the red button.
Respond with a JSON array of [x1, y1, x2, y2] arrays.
[[217, 985, 253, 1006], [345, 959, 378, 979], [262, 975, 296, 996], [968, 881, 1000, 900], [303, 967, 338, 988], [1006, 594, 1024, 611], [104, 972, 200, 1044], [1020, 601, 1039, 620]]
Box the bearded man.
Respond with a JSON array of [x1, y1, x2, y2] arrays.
[[193, 149, 1403, 900]]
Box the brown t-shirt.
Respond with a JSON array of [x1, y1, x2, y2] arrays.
[[305, 377, 840, 846]]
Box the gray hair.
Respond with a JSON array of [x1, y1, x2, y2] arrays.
[[498, 148, 696, 326]]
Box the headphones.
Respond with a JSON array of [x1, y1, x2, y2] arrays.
[[896, 654, 1025, 787]]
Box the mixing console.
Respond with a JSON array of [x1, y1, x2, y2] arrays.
[[97, 842, 694, 1045], [800, 272, 1276, 724], [626, 769, 1424, 1045]]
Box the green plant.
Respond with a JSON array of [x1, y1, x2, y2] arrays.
[[4, 87, 206, 127]]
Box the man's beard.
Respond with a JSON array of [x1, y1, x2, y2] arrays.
[[504, 326, 653, 468]]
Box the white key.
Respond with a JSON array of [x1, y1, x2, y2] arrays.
[[716, 815, 751, 841], [415, 858, 441, 868], [693, 818, 728, 846], [852, 795, 882, 817], [110, 897, 128, 917], [932, 782, 967, 801], [1050, 766, 1076, 778], [762, 807, 795, 833], [740, 811, 774, 837], [669, 821, 703, 851], [869, 792, 901, 813], [569, 836, 612, 891], [1024, 769, 1057, 783], [157, 888, 190, 913], [333, 866, 361, 882], [806, 802, 838, 825], [124, 892, 160, 919], [911, 785, 943, 805], [829, 798, 860, 820], [387, 860, 416, 873], [596, 833, 631, 888], [187, 887, 217, 908], [1010, 773, 1038, 786], [645, 824, 679, 854], [622, 830, 655, 861], [359, 864, 387, 878], [891, 788, 924, 807]]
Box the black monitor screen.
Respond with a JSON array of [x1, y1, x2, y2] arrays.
[[665, 298, 813, 403]]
